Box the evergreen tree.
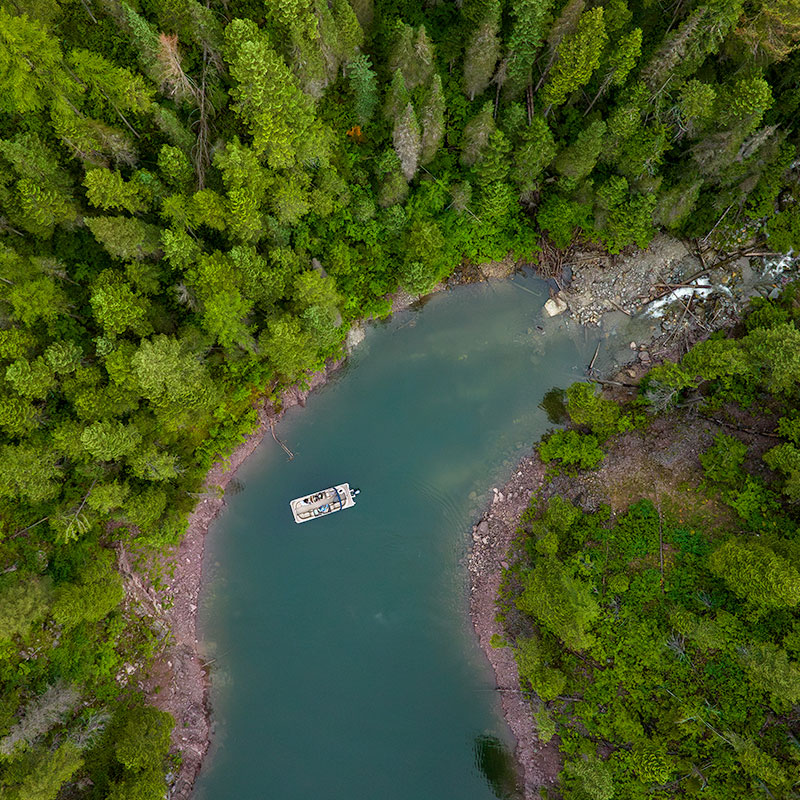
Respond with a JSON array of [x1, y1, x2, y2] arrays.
[[383, 69, 409, 123], [348, 54, 378, 127], [460, 102, 496, 166], [223, 19, 329, 168], [463, 15, 501, 100], [419, 74, 445, 165], [505, 0, 555, 97], [0, 7, 69, 114], [542, 7, 607, 109], [584, 27, 642, 114], [393, 103, 422, 181], [553, 119, 606, 180], [511, 115, 556, 196]]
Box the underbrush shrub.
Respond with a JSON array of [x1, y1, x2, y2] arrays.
[[700, 432, 748, 488], [539, 430, 604, 471], [566, 382, 636, 440], [606, 499, 660, 561]]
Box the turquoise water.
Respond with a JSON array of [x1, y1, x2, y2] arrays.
[[195, 274, 599, 800]]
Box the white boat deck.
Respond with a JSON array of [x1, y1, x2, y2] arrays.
[[290, 483, 356, 523]]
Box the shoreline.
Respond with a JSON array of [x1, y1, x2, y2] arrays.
[[145, 239, 782, 798], [144, 282, 462, 797], [145, 357, 350, 799], [468, 457, 562, 795]]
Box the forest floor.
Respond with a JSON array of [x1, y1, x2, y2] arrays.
[[140, 236, 793, 799]]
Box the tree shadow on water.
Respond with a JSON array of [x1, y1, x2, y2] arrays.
[[473, 734, 522, 800], [538, 387, 568, 425]]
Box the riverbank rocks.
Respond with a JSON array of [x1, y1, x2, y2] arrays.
[[544, 295, 568, 316]]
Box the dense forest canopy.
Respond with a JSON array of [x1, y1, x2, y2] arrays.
[[503, 290, 800, 799], [0, 0, 799, 795]]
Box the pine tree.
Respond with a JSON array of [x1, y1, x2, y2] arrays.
[[383, 69, 409, 123], [120, 2, 162, 87], [332, 0, 364, 62], [223, 19, 329, 168], [715, 76, 774, 131], [393, 103, 422, 181], [388, 23, 435, 91], [505, 0, 555, 97], [511, 115, 556, 196], [0, 7, 69, 114], [536, 0, 585, 91], [463, 15, 501, 100], [584, 27, 642, 115], [553, 119, 606, 180], [420, 74, 445, 165], [85, 216, 163, 260], [542, 7, 607, 109], [460, 102, 496, 166], [348, 54, 378, 126], [69, 47, 154, 118], [84, 169, 149, 214]]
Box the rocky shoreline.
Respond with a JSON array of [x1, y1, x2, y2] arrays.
[[468, 458, 562, 796]]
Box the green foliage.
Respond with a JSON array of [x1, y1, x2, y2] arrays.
[[700, 433, 748, 487], [542, 7, 607, 107], [0, 0, 798, 794], [709, 538, 800, 608], [516, 557, 600, 650], [565, 382, 631, 440], [539, 430, 604, 471], [514, 636, 567, 700]]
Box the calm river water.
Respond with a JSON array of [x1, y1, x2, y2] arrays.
[[195, 273, 602, 800]]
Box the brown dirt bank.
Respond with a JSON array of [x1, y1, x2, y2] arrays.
[[468, 459, 562, 796], [141, 358, 347, 799]]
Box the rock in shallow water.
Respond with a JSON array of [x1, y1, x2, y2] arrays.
[[544, 296, 568, 316]]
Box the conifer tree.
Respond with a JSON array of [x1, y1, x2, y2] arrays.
[[511, 115, 556, 196], [0, 7, 69, 114], [460, 103, 496, 166], [463, 15, 501, 100], [348, 54, 378, 126], [542, 7, 607, 109], [383, 69, 410, 123], [332, 0, 364, 62], [85, 216, 163, 260], [536, 0, 585, 90], [553, 119, 606, 180], [388, 23, 435, 91], [505, 0, 555, 97], [69, 47, 154, 118], [84, 169, 149, 214], [223, 19, 329, 168], [584, 27, 642, 114], [393, 103, 422, 181], [419, 74, 445, 165]]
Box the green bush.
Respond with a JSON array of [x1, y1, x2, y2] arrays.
[[539, 430, 605, 471], [699, 433, 748, 487]]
